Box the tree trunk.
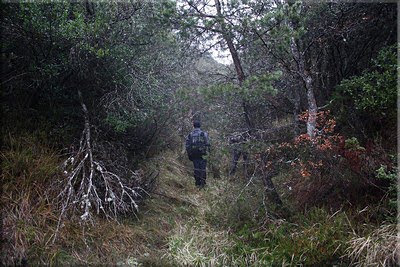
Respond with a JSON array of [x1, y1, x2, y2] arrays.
[[292, 85, 301, 136], [304, 74, 317, 138], [214, 0, 244, 84], [291, 38, 317, 139], [263, 173, 283, 206], [214, 0, 253, 132], [292, 50, 318, 138], [286, 1, 318, 139], [261, 153, 283, 206]]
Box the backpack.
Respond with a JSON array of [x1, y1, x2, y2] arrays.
[[188, 130, 208, 157]]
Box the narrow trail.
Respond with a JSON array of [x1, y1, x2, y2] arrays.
[[122, 152, 233, 266]]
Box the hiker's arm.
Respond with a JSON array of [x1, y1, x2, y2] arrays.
[[185, 134, 191, 150], [206, 132, 211, 152], [185, 134, 194, 161]]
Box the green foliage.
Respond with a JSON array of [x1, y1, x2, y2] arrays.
[[227, 208, 351, 266], [344, 137, 365, 151], [376, 158, 397, 216], [105, 115, 135, 133], [241, 71, 280, 101], [200, 83, 236, 101], [258, 0, 308, 58], [376, 164, 397, 181], [196, 70, 281, 134], [2, 1, 188, 155], [334, 45, 397, 122]]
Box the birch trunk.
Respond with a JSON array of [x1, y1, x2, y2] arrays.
[[304, 74, 317, 138], [286, 0, 318, 139]]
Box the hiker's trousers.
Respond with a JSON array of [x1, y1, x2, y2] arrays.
[[193, 158, 207, 187]]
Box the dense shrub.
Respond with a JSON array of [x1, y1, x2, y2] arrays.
[[257, 110, 393, 211], [333, 45, 397, 143], [1, 2, 189, 153]]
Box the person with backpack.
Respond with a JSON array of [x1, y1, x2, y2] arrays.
[[228, 131, 250, 178], [185, 120, 210, 188]]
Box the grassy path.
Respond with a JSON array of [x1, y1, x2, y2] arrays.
[[80, 151, 365, 266], [120, 152, 233, 266], [115, 152, 364, 266]]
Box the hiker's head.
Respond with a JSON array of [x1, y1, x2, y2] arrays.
[[193, 120, 201, 128]]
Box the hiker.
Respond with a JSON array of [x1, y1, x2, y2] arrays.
[[185, 120, 210, 188], [228, 132, 249, 177]]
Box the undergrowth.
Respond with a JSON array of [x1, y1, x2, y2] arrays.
[[346, 223, 398, 266], [1, 136, 397, 266], [1, 133, 60, 265], [227, 208, 352, 266], [1, 135, 175, 265]]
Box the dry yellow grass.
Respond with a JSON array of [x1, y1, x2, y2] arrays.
[[1, 145, 215, 265], [346, 223, 399, 266]]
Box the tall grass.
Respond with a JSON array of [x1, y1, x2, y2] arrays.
[[346, 223, 399, 266], [1, 134, 60, 265], [0, 134, 159, 265], [166, 221, 234, 266]]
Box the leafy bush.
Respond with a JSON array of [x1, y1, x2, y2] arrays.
[[256, 110, 392, 210], [333, 45, 397, 141], [1, 2, 188, 155], [337, 45, 396, 117], [375, 158, 397, 218]]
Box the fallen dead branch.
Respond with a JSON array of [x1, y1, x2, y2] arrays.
[[52, 90, 145, 242]]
